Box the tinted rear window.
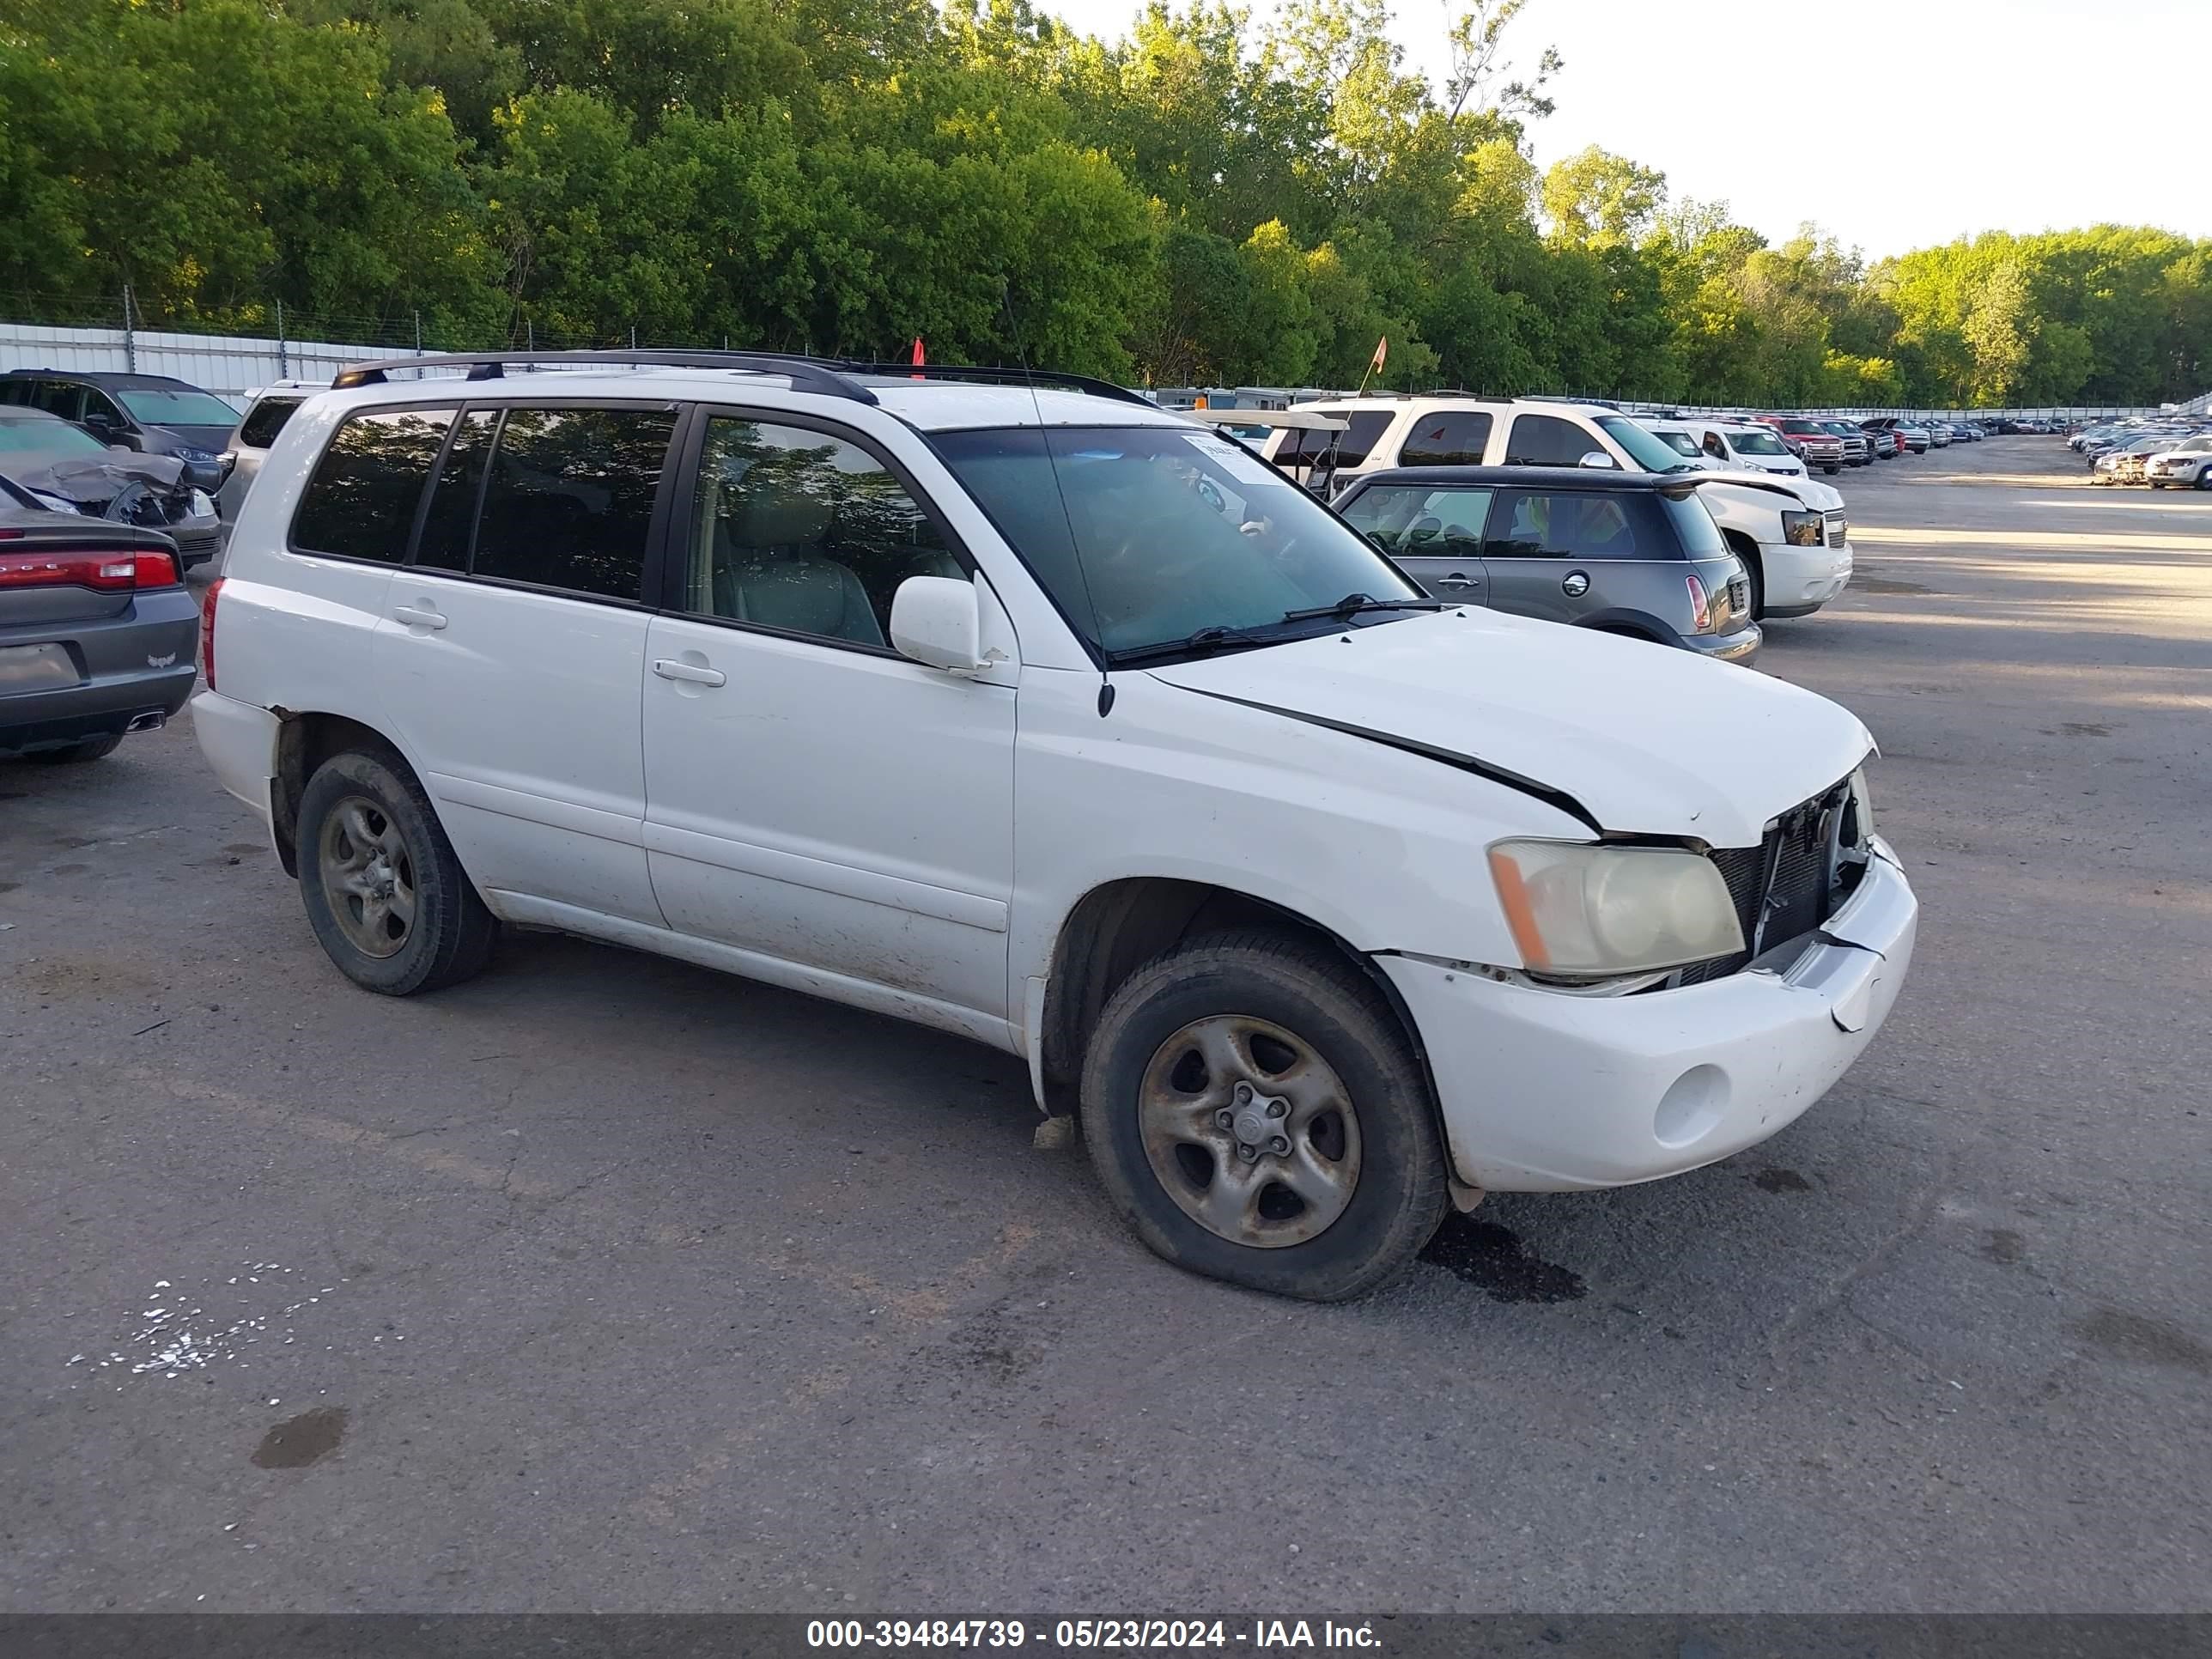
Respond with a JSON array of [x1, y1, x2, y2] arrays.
[[1485, 489, 1644, 559], [290, 408, 456, 562], [468, 405, 675, 602], [1399, 410, 1493, 467], [1662, 493, 1727, 558], [1503, 413, 1596, 467], [238, 397, 305, 449]]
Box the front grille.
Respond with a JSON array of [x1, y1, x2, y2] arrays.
[[1826, 514, 1847, 549], [1674, 778, 1862, 987]]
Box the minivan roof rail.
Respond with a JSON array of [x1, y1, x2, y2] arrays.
[[325, 349, 1158, 410]]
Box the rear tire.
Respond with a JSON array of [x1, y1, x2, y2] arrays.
[[297, 747, 496, 996], [27, 733, 124, 763], [1080, 932, 1448, 1301]]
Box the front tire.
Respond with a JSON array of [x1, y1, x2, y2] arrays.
[[297, 747, 496, 996], [1080, 933, 1448, 1301]]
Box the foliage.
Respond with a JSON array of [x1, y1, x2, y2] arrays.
[[0, 0, 2203, 403]]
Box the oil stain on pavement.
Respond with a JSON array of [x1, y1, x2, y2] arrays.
[[252, 1407, 349, 1469], [1420, 1217, 1586, 1303]]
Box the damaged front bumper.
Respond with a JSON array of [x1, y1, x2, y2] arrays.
[[1379, 838, 1917, 1192]]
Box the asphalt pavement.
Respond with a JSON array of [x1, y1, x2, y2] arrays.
[[3, 438, 2208, 1613]]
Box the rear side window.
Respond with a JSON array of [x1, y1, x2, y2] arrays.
[[290, 407, 456, 562], [1399, 411, 1493, 467], [1503, 414, 1597, 467], [238, 397, 304, 449], [413, 408, 498, 572], [468, 405, 676, 602], [1485, 489, 1643, 559]]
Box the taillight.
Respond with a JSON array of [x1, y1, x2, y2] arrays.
[[203, 576, 226, 690], [0, 547, 178, 592], [1685, 572, 1712, 633]]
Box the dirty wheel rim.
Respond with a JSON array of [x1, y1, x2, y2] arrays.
[[1137, 1014, 1362, 1249], [318, 794, 417, 960]]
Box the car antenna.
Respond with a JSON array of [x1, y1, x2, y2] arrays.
[[1001, 280, 1115, 717]]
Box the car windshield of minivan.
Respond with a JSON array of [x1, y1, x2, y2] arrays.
[[1723, 426, 1790, 456], [0, 414, 106, 454], [115, 387, 241, 428], [1595, 416, 1694, 473], [1651, 429, 1702, 459], [933, 424, 1426, 661]]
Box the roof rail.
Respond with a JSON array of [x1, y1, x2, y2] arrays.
[[328, 349, 879, 403], [821, 361, 1157, 408], [325, 349, 1160, 410]]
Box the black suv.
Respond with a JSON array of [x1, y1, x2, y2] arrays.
[[1334, 465, 1761, 664], [0, 370, 237, 489]]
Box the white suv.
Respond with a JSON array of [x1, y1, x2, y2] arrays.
[[192, 351, 1917, 1300], [1263, 397, 1852, 620]]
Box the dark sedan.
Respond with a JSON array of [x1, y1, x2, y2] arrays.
[[0, 407, 223, 570], [0, 368, 236, 489], [0, 483, 199, 762]]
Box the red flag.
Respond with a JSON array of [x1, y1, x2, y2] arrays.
[[1370, 336, 1388, 374], [911, 337, 925, 367]]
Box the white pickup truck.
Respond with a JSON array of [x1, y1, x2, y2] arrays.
[[1258, 396, 1853, 620]]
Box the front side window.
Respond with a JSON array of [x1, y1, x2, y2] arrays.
[[1486, 489, 1642, 560], [1702, 431, 1729, 459], [114, 386, 240, 428], [1503, 413, 1598, 467], [470, 405, 675, 602], [686, 417, 959, 648], [1399, 411, 1494, 468], [290, 407, 456, 562], [1340, 484, 1493, 557], [933, 424, 1423, 659]]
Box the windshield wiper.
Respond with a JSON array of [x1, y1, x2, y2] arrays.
[[1280, 592, 1453, 623], [1105, 623, 1295, 667]]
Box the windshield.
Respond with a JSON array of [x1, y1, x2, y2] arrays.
[[1596, 416, 1693, 473], [932, 424, 1423, 659], [0, 414, 107, 454], [1650, 428, 1702, 458], [115, 386, 241, 428], [1777, 419, 1826, 435], [1721, 426, 1790, 457]]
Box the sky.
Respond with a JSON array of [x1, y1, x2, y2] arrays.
[[1038, 0, 2211, 260]]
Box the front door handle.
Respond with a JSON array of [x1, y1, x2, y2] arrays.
[[653, 659, 726, 688], [1435, 574, 1479, 589], [393, 605, 447, 630]]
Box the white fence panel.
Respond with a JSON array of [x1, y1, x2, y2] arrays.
[[0, 319, 405, 400]]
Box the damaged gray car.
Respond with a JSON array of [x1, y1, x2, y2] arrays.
[[0, 406, 222, 571]]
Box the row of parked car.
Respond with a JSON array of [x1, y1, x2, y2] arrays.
[[4, 349, 1923, 1299], [2069, 416, 2212, 487]]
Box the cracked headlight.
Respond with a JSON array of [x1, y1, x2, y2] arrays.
[[1782, 509, 1826, 546], [1488, 841, 1745, 977], [185, 489, 216, 517]]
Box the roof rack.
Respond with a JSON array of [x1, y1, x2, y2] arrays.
[[824, 361, 1158, 409], [329, 349, 878, 402], [325, 349, 1159, 410]]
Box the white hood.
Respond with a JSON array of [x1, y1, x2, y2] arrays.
[[1700, 469, 1844, 512], [1149, 610, 1871, 848]]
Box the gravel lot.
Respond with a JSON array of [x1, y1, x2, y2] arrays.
[[3, 437, 2208, 1613]]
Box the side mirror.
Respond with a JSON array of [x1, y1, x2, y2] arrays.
[[889, 574, 986, 673], [1577, 450, 1619, 470]]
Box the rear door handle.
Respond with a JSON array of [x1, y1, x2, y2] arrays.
[[1435, 574, 1479, 589], [392, 605, 447, 630], [653, 659, 726, 688]]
